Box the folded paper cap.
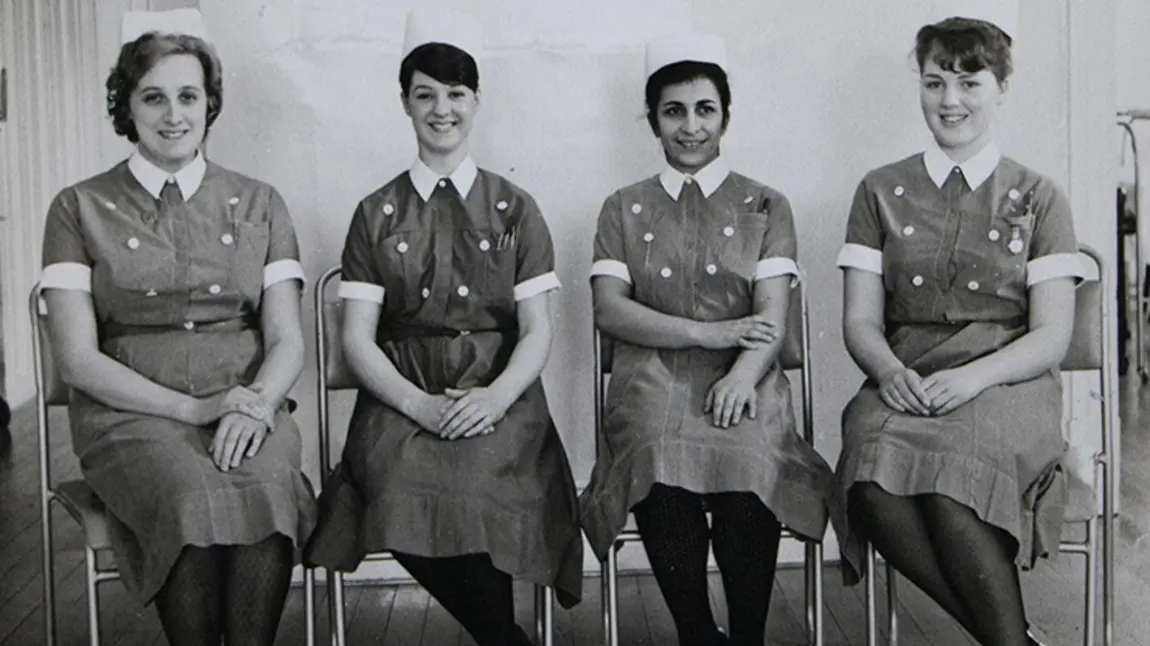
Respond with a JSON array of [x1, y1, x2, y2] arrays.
[[927, 0, 1018, 38], [645, 31, 727, 78], [402, 8, 484, 59], [121, 8, 207, 45]]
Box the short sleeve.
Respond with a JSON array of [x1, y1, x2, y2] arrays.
[[512, 198, 561, 301], [1025, 183, 1084, 286], [835, 180, 885, 275], [754, 193, 800, 281], [262, 187, 307, 289], [589, 193, 631, 284], [40, 188, 93, 292], [337, 201, 385, 303]]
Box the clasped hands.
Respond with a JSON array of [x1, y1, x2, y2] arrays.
[[409, 387, 511, 441], [198, 384, 276, 472], [701, 314, 779, 429], [878, 366, 987, 416]]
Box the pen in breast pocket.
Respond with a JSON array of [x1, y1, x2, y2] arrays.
[[496, 226, 517, 251]]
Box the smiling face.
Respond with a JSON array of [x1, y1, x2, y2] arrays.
[[129, 54, 207, 173], [654, 76, 725, 174], [919, 57, 1006, 162], [402, 70, 479, 159]]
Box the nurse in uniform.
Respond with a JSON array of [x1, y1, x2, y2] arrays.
[[830, 2, 1083, 644], [303, 10, 582, 646], [579, 32, 833, 646], [39, 9, 315, 646]]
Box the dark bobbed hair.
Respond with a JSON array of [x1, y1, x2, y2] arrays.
[[399, 42, 479, 95], [915, 17, 1013, 83], [644, 61, 731, 136], [105, 32, 223, 143]]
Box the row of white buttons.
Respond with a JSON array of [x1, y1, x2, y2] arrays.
[[901, 226, 1004, 242], [910, 275, 980, 291], [127, 233, 234, 249], [892, 186, 1023, 201], [144, 284, 221, 297], [642, 226, 736, 243], [382, 199, 508, 215], [396, 239, 492, 254], [656, 264, 719, 278]]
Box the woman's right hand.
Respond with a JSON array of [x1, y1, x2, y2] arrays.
[[877, 367, 932, 416], [405, 392, 452, 435], [186, 386, 265, 427], [699, 315, 778, 350]]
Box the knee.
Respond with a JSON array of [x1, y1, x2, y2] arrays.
[[848, 482, 888, 519]]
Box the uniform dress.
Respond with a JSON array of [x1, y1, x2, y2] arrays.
[[304, 157, 583, 608], [830, 142, 1085, 585], [39, 152, 317, 605], [579, 159, 834, 560]]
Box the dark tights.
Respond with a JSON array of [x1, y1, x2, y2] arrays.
[[633, 483, 783, 646], [393, 551, 532, 646], [153, 533, 294, 646], [849, 483, 1032, 646]]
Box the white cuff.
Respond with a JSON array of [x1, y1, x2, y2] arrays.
[[754, 257, 800, 281], [836, 243, 883, 275], [1027, 253, 1087, 287], [40, 262, 92, 292], [338, 280, 385, 303], [263, 259, 306, 289], [513, 271, 561, 301], [590, 259, 632, 284]]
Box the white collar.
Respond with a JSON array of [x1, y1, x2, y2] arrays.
[[409, 156, 479, 202], [128, 150, 206, 200], [922, 141, 1001, 192], [658, 157, 730, 200]]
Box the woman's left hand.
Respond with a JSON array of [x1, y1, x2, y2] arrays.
[[439, 387, 510, 440], [210, 412, 269, 471], [920, 367, 989, 416], [704, 371, 758, 429]]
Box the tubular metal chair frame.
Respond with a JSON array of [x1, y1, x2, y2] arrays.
[[593, 276, 825, 646], [32, 286, 316, 646], [314, 265, 555, 646], [863, 244, 1117, 646]]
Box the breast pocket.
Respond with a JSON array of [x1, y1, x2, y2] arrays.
[[228, 221, 270, 298], [460, 228, 515, 302]]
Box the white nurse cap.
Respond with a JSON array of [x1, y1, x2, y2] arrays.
[[927, 0, 1019, 39], [121, 8, 207, 45], [644, 31, 728, 79], [402, 8, 484, 60]]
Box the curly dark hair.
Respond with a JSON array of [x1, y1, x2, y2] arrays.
[[399, 42, 479, 95], [916, 17, 1013, 83], [644, 60, 731, 136], [105, 32, 223, 143]]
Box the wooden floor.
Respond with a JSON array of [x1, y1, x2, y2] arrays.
[[3, 375, 1150, 645]]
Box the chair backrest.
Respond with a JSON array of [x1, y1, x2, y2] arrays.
[[1061, 248, 1104, 372], [315, 267, 359, 392], [29, 286, 69, 407]]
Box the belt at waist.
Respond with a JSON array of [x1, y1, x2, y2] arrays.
[[102, 314, 259, 340], [379, 325, 515, 342]]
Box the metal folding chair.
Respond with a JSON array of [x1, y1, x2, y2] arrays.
[[864, 244, 1117, 646], [314, 266, 555, 646], [594, 276, 826, 646], [32, 286, 317, 646]]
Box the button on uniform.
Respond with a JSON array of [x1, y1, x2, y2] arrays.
[[438, 179, 447, 188], [912, 275, 924, 287], [660, 267, 672, 278], [457, 285, 470, 297], [397, 241, 409, 254], [642, 232, 654, 243], [183, 321, 195, 331], [479, 240, 491, 252], [208, 284, 221, 295], [988, 230, 1000, 241], [967, 280, 980, 291], [221, 233, 234, 246], [894, 186, 905, 197], [127, 237, 140, 249], [902, 225, 915, 236], [146, 289, 158, 297], [723, 226, 735, 237], [705, 264, 717, 275], [421, 287, 431, 299]]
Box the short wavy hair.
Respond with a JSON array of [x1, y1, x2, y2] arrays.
[[915, 17, 1013, 83], [644, 61, 731, 136], [105, 32, 223, 143]]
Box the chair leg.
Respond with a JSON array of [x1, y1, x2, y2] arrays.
[[85, 546, 100, 646], [604, 544, 620, 646], [886, 561, 898, 646], [805, 541, 824, 646], [329, 570, 347, 646], [41, 502, 56, 646], [1085, 516, 1098, 646], [304, 567, 316, 646], [865, 544, 878, 646], [534, 586, 553, 646]]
